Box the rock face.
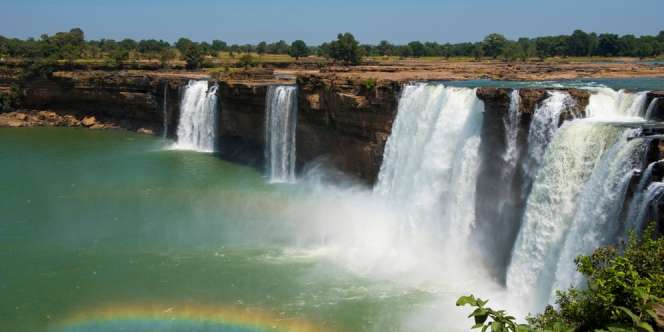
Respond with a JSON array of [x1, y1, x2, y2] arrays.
[[216, 82, 270, 167], [0, 68, 197, 135], [216, 75, 400, 182], [296, 75, 400, 182]]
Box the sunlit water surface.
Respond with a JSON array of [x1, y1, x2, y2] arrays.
[[1, 128, 476, 332]]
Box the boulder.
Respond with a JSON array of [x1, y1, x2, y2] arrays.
[[81, 116, 97, 127]]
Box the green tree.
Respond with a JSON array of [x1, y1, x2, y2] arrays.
[[327, 33, 363, 65], [256, 41, 267, 56], [237, 53, 256, 68], [407, 41, 426, 57], [109, 48, 129, 67], [211, 40, 227, 52], [502, 42, 523, 62], [288, 40, 309, 59], [159, 48, 177, 68], [182, 44, 203, 69], [598, 33, 620, 56], [483, 33, 508, 59], [567, 29, 593, 56], [459, 224, 664, 332], [472, 43, 484, 61]]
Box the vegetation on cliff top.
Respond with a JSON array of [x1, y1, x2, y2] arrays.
[[1, 28, 664, 70], [458, 224, 664, 332]]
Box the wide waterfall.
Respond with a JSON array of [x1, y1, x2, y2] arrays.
[[506, 87, 652, 311], [265, 85, 298, 183], [375, 83, 484, 241], [173, 80, 218, 152]]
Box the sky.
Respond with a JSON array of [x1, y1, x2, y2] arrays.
[[1, 0, 663, 45]]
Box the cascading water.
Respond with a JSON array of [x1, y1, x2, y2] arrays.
[[507, 121, 627, 310], [502, 90, 521, 184], [550, 129, 647, 296], [645, 98, 660, 120], [627, 180, 664, 234], [522, 91, 574, 188], [506, 86, 653, 311], [374, 83, 484, 242], [264, 85, 298, 183], [173, 80, 218, 153], [585, 87, 649, 120]]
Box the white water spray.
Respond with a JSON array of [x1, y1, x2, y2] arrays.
[[522, 91, 574, 183], [173, 80, 218, 152], [265, 85, 298, 183], [507, 121, 626, 311], [551, 129, 646, 296], [375, 83, 484, 242], [585, 88, 649, 120]]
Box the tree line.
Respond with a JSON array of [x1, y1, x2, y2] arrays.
[[1, 28, 663, 69]]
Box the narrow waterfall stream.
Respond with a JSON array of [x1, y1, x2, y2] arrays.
[[265, 85, 298, 183], [173, 80, 218, 152]]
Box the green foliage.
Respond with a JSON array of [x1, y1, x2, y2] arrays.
[[159, 48, 177, 68], [110, 48, 129, 67], [237, 54, 257, 68], [288, 40, 309, 59], [1, 28, 663, 64], [483, 33, 508, 59], [460, 224, 663, 332], [182, 44, 203, 70], [326, 33, 363, 65], [502, 42, 524, 62], [457, 295, 534, 332], [363, 78, 377, 90]]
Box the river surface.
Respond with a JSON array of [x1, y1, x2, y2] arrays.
[[0, 128, 462, 332]]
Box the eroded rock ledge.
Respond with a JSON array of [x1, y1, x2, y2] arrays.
[[0, 69, 641, 185]]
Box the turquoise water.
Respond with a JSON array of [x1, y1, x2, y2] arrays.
[[0, 128, 429, 332], [443, 77, 664, 90]]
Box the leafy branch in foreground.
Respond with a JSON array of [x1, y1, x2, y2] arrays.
[[458, 223, 664, 332]]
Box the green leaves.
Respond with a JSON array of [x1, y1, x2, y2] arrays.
[[459, 223, 663, 332], [456, 295, 522, 332]]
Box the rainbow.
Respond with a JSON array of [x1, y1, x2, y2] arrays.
[[53, 303, 333, 332]]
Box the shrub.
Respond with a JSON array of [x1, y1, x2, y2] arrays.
[[459, 223, 664, 332], [237, 54, 256, 68]]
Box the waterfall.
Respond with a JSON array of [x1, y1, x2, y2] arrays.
[[173, 80, 218, 153], [645, 98, 660, 120], [503, 90, 521, 181], [265, 85, 298, 183], [162, 84, 168, 139], [522, 91, 573, 185], [374, 83, 484, 240], [550, 129, 646, 297], [585, 88, 649, 120], [506, 121, 627, 310], [627, 178, 664, 234]]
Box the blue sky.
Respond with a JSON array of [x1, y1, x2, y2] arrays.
[[1, 0, 662, 44]]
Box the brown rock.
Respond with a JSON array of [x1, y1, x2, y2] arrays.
[[82, 116, 97, 127], [15, 113, 27, 121]]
